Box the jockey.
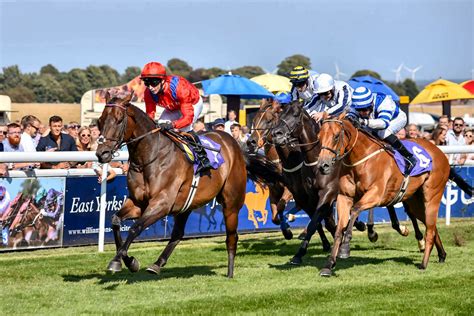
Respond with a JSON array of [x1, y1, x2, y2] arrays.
[[306, 73, 353, 122], [141, 61, 211, 173], [289, 66, 319, 103], [348, 86, 417, 176]]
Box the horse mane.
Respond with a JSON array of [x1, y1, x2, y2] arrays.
[[343, 118, 394, 154]]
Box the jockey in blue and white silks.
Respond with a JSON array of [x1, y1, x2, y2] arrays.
[[304, 73, 353, 122], [348, 86, 417, 176]]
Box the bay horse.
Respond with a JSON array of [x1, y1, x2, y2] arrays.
[[317, 113, 451, 276], [95, 92, 282, 278], [247, 99, 334, 250]]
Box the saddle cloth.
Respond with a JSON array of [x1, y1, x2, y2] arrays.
[[393, 140, 432, 176], [179, 135, 225, 174]]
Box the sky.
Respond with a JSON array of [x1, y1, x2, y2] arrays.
[[0, 0, 473, 82]]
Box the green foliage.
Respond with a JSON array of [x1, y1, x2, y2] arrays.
[[85, 65, 110, 89], [350, 69, 382, 80], [63, 69, 92, 103], [122, 66, 141, 83], [188, 68, 210, 83], [277, 54, 311, 76], [2, 86, 36, 103], [20, 179, 41, 196], [0, 219, 472, 314], [1, 65, 23, 90], [40, 64, 60, 77], [167, 58, 193, 78], [31, 74, 65, 102], [206, 67, 227, 78], [99, 65, 121, 87], [231, 66, 265, 79]]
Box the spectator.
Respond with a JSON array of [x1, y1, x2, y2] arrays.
[[0, 125, 7, 144], [89, 123, 101, 144], [0, 186, 11, 247], [213, 118, 225, 131], [431, 126, 448, 145], [407, 124, 420, 139], [2, 123, 39, 170], [241, 125, 250, 140], [20, 115, 41, 151], [66, 121, 81, 141], [230, 123, 246, 149], [36, 116, 78, 169], [438, 115, 450, 129], [224, 110, 238, 134], [193, 120, 206, 133], [396, 127, 407, 140], [422, 130, 432, 141], [76, 127, 93, 152], [446, 117, 466, 165], [464, 129, 474, 163]]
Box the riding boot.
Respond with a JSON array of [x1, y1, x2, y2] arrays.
[[384, 134, 417, 176], [191, 133, 212, 173]]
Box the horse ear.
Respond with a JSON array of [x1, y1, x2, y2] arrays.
[[123, 90, 134, 104], [105, 91, 111, 104]]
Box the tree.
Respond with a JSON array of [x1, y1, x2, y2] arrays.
[[31, 74, 65, 102], [1, 65, 23, 90], [85, 65, 110, 89], [63, 68, 92, 103], [350, 70, 382, 80], [99, 65, 121, 87], [121, 66, 141, 83], [188, 68, 210, 83], [401, 79, 419, 100], [206, 67, 226, 79], [231, 66, 265, 78], [167, 58, 193, 78], [277, 55, 311, 76], [40, 64, 60, 77], [3, 86, 36, 103]]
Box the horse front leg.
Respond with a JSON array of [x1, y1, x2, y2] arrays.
[[367, 208, 378, 242], [388, 205, 409, 237], [147, 211, 192, 275], [107, 200, 168, 274], [289, 212, 322, 265], [320, 194, 352, 277]]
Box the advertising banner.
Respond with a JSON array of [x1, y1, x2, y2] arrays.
[[0, 177, 65, 251]]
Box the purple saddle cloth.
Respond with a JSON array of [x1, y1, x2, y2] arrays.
[[393, 140, 432, 176], [192, 135, 224, 174]]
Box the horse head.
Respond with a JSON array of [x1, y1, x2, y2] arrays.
[[96, 91, 135, 163], [317, 112, 355, 175], [247, 99, 280, 154]]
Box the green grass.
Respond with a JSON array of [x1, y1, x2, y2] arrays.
[[1, 218, 473, 315]]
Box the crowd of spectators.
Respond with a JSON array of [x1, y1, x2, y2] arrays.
[[0, 115, 128, 180], [1, 112, 472, 178]]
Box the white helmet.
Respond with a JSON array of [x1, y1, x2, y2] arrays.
[[315, 73, 335, 94]]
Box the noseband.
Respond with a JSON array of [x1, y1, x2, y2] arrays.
[[97, 103, 129, 154], [250, 105, 279, 148], [274, 109, 319, 149]]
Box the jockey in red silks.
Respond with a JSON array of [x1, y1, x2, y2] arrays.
[[141, 61, 211, 173]]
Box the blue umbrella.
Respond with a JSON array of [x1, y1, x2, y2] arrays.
[[201, 74, 274, 99], [349, 75, 400, 102]]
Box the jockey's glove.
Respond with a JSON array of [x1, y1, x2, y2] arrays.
[[358, 118, 369, 126], [158, 121, 174, 130]]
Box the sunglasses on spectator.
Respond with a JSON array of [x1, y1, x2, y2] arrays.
[[143, 78, 162, 87], [68, 125, 80, 129], [454, 123, 464, 127], [80, 134, 91, 137], [0, 131, 7, 135]]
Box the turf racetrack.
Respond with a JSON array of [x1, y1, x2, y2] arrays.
[[1, 218, 472, 314]]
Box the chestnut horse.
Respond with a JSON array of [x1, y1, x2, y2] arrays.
[[317, 114, 451, 276], [96, 92, 282, 278]]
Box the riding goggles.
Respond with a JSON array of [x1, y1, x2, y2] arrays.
[[143, 78, 163, 87]]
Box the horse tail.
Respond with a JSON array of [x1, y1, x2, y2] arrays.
[[449, 167, 473, 197], [243, 152, 284, 188]]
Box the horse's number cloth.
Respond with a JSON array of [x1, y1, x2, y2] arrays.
[[393, 140, 432, 176], [192, 135, 225, 174]]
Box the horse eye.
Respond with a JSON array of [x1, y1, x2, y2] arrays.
[[334, 134, 340, 142]]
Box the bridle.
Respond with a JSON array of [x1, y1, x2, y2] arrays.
[[250, 104, 279, 148], [319, 119, 359, 164], [273, 108, 319, 149]]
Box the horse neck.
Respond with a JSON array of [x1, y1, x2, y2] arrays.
[[344, 122, 383, 164], [298, 118, 320, 160]]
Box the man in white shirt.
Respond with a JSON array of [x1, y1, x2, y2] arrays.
[[446, 117, 467, 165], [20, 115, 41, 152], [224, 110, 238, 134]]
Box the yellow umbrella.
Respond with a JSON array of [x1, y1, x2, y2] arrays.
[[250, 73, 292, 93], [411, 79, 474, 104]]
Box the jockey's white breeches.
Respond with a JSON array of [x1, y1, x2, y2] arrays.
[[376, 111, 407, 139], [159, 96, 203, 132]]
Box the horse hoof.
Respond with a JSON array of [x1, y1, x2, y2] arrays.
[[355, 221, 366, 232], [289, 256, 302, 265], [107, 260, 122, 273], [368, 232, 378, 243], [418, 239, 425, 252], [282, 229, 293, 240], [287, 214, 296, 222], [320, 268, 332, 277], [297, 232, 307, 240], [439, 255, 446, 263], [400, 225, 410, 237], [124, 256, 140, 273], [146, 264, 161, 275]]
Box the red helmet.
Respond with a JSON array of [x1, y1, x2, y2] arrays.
[[140, 62, 167, 78]]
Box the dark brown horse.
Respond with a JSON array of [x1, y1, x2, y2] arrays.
[[95, 92, 282, 278], [271, 101, 342, 264], [317, 114, 451, 276]]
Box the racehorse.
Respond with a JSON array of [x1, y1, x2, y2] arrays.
[[247, 99, 335, 249], [9, 202, 49, 248], [95, 92, 282, 278], [316, 113, 452, 276]]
